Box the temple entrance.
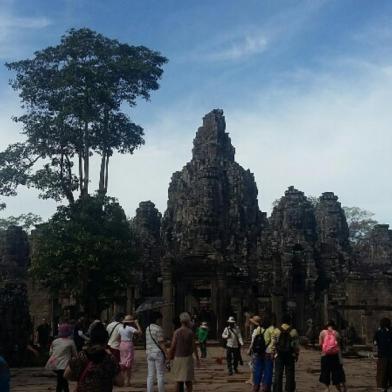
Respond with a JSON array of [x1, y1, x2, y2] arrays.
[[182, 281, 218, 338]]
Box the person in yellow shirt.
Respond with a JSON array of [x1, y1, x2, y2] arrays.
[[262, 315, 276, 391]]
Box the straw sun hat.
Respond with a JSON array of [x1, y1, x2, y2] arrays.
[[122, 315, 134, 323]]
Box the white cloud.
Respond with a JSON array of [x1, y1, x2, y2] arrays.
[[2, 60, 392, 226], [0, 4, 51, 58], [0, 15, 50, 29], [182, 1, 326, 64], [205, 33, 268, 61], [227, 61, 392, 224]]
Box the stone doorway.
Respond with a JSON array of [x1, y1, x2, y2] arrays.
[[181, 281, 218, 338]]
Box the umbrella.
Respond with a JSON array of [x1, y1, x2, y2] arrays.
[[135, 297, 172, 313]]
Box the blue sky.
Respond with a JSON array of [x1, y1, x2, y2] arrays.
[[1, 0, 392, 224]]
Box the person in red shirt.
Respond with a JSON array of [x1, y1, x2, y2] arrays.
[[319, 320, 346, 392]]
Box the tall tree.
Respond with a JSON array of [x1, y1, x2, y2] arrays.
[[0, 212, 42, 231], [343, 206, 378, 243], [0, 28, 167, 203], [30, 195, 138, 315]]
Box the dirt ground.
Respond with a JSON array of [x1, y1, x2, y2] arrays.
[[10, 346, 378, 392]]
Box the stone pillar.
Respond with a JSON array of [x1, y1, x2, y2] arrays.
[[216, 273, 227, 337], [272, 293, 283, 323], [162, 260, 173, 338]]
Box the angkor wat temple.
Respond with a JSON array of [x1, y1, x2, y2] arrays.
[[1, 109, 392, 356]]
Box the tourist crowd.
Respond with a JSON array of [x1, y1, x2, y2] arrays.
[[1, 312, 391, 392]]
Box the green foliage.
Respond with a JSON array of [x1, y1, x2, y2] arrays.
[[307, 195, 319, 207], [1, 28, 167, 203], [271, 195, 319, 209], [30, 195, 138, 315], [0, 212, 42, 231], [343, 206, 378, 243]]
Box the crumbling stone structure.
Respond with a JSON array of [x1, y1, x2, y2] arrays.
[[131, 201, 162, 297], [161, 109, 265, 336], [0, 226, 32, 365], [19, 108, 392, 344], [259, 187, 319, 331], [156, 109, 392, 341]]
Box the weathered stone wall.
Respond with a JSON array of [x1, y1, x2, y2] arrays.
[[161, 109, 265, 335], [0, 226, 32, 365], [131, 201, 162, 297], [162, 109, 263, 267], [342, 274, 392, 343], [357, 224, 392, 266], [260, 187, 319, 330]]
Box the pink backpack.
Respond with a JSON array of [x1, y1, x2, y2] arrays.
[[322, 330, 339, 355]]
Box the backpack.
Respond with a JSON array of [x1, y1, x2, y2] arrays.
[[252, 327, 266, 355], [276, 327, 293, 353], [322, 330, 340, 355]]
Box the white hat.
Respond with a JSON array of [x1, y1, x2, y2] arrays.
[[227, 316, 236, 323]]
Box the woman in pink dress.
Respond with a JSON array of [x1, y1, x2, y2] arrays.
[[118, 315, 142, 387]]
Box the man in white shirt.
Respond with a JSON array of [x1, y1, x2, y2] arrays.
[[106, 312, 125, 362], [222, 316, 244, 375], [146, 312, 167, 392]]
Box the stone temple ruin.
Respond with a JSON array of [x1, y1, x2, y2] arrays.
[[1, 109, 392, 354], [0, 226, 31, 365]]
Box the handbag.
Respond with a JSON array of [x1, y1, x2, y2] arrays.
[[148, 325, 170, 371]]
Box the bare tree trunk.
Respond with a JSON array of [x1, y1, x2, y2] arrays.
[[104, 154, 109, 193], [98, 154, 106, 194], [59, 151, 74, 204], [64, 155, 75, 204], [78, 151, 84, 195], [83, 121, 89, 196]]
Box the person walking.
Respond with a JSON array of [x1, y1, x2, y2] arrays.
[[65, 322, 124, 391], [196, 322, 209, 358], [222, 316, 244, 375], [146, 311, 167, 392], [46, 323, 77, 392], [169, 312, 200, 392], [262, 315, 276, 392], [273, 314, 300, 392], [319, 320, 347, 392], [118, 315, 142, 387], [373, 317, 392, 392], [106, 313, 124, 363], [247, 315, 266, 392]]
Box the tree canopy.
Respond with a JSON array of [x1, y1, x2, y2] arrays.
[[0, 28, 167, 204], [30, 195, 138, 315], [343, 206, 378, 244], [0, 212, 42, 231]]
